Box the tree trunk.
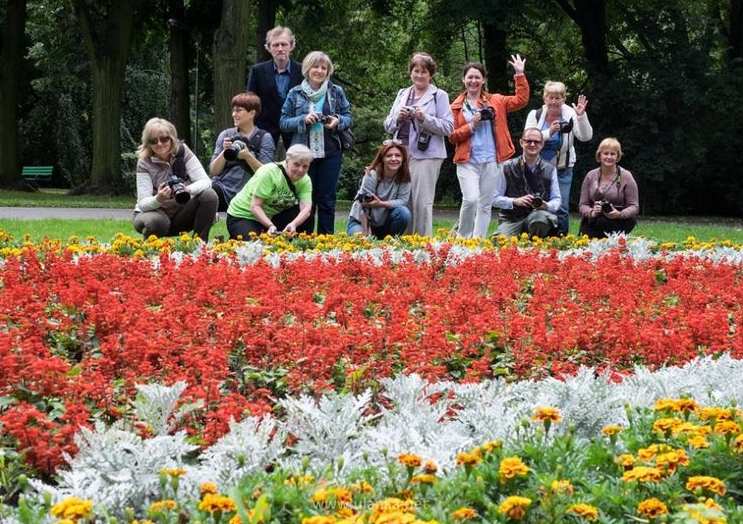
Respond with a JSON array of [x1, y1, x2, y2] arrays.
[[71, 0, 135, 194], [553, 0, 610, 77], [0, 0, 26, 187], [169, 0, 192, 145], [255, 0, 278, 63], [213, 0, 252, 134], [482, 22, 508, 94], [731, 0, 743, 61]]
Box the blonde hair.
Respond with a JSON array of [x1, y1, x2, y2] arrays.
[[264, 26, 295, 49], [301, 51, 334, 78], [137, 117, 179, 161], [595, 137, 623, 162], [543, 81, 567, 98]]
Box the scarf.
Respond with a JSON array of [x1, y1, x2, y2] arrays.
[[301, 79, 329, 159]]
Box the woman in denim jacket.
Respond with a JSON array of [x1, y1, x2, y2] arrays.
[[280, 51, 352, 234]]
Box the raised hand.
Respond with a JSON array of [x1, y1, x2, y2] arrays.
[[508, 54, 526, 75], [573, 94, 588, 116]]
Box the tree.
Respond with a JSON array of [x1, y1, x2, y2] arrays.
[[212, 0, 252, 134], [70, 0, 136, 193], [0, 0, 27, 188], [551, 0, 610, 77], [168, 0, 192, 145]]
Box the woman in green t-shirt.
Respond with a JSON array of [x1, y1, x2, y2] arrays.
[[226, 144, 314, 239]]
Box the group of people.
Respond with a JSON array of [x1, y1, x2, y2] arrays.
[[132, 25, 639, 243]]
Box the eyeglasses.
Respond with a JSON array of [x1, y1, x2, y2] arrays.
[[522, 139, 542, 145], [148, 136, 171, 145], [383, 139, 403, 146]]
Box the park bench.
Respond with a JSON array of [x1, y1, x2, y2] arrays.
[[21, 165, 54, 187]]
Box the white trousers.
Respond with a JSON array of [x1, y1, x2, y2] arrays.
[[456, 161, 500, 238], [407, 157, 444, 236]]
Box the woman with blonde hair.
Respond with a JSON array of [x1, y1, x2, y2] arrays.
[[132, 117, 218, 241], [578, 137, 639, 238], [280, 51, 352, 234]]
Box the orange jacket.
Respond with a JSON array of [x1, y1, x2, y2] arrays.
[[449, 75, 530, 164]]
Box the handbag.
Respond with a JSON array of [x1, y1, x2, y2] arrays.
[[338, 127, 355, 151]]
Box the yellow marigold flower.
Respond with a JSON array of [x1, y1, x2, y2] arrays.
[[732, 434, 743, 453], [302, 516, 337, 524], [532, 407, 562, 423], [686, 475, 726, 496], [336, 507, 357, 519], [369, 498, 416, 524], [422, 460, 438, 474], [637, 443, 673, 461], [200, 482, 218, 495], [54, 520, 77, 524], [652, 417, 684, 434], [615, 454, 636, 468], [149, 500, 177, 512], [285, 475, 314, 486], [655, 449, 690, 472], [681, 502, 727, 524], [499, 456, 530, 483], [654, 398, 679, 412], [311, 488, 331, 504], [51, 497, 93, 520], [676, 398, 699, 413], [456, 449, 482, 467], [600, 425, 623, 437], [637, 498, 668, 518], [348, 480, 374, 493], [411, 474, 437, 485], [332, 488, 352, 505], [374, 512, 416, 524], [689, 435, 710, 449], [698, 407, 732, 421], [674, 422, 711, 436], [451, 507, 476, 521], [131, 520, 156, 524], [159, 467, 187, 477], [703, 498, 723, 511], [198, 493, 236, 513], [398, 453, 423, 468], [566, 504, 599, 521], [715, 420, 741, 435], [497, 496, 532, 520], [551, 479, 574, 495], [622, 466, 663, 483], [481, 439, 503, 453]]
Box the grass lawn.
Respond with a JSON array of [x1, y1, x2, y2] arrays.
[[0, 189, 132, 208]]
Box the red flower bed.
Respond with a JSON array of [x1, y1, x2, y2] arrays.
[[1, 246, 742, 473]]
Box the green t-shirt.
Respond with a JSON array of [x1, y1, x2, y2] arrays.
[[227, 162, 312, 220]]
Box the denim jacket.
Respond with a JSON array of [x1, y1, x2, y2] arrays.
[[279, 82, 353, 150]]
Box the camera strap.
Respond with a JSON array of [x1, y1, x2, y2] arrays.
[[277, 164, 299, 200], [171, 140, 187, 179]]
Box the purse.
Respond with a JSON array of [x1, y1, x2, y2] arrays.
[[338, 127, 355, 151]]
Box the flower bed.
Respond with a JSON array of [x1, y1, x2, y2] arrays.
[[1, 233, 742, 477]]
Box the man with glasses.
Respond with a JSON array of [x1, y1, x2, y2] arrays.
[[247, 26, 303, 154], [492, 128, 561, 238]]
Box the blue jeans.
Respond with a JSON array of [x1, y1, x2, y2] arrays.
[[308, 153, 343, 234], [347, 206, 411, 239], [557, 167, 573, 235]]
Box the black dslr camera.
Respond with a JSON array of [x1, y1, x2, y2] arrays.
[[601, 201, 616, 213], [318, 115, 331, 124], [480, 107, 495, 121], [167, 174, 191, 204], [559, 118, 574, 133], [531, 195, 543, 209], [223, 136, 247, 161], [355, 192, 375, 204]]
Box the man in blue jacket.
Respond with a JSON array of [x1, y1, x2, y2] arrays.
[[247, 26, 303, 154]]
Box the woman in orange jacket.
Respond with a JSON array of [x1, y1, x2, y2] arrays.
[[449, 57, 529, 238]]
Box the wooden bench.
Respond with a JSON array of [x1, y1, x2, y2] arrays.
[[21, 166, 54, 187]]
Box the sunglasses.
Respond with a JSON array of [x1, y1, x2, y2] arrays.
[[522, 139, 542, 145], [383, 139, 403, 146], [148, 136, 172, 145]]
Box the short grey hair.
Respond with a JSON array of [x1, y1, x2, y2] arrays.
[[285, 144, 314, 163]]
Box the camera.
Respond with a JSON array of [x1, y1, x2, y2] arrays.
[[318, 115, 331, 124], [404, 106, 416, 117], [531, 195, 543, 209], [480, 107, 495, 121], [223, 137, 247, 161], [559, 118, 574, 134], [355, 192, 375, 204], [167, 174, 191, 204], [601, 201, 614, 213]]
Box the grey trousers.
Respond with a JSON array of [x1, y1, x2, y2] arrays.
[[495, 209, 558, 238], [406, 157, 444, 236]]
